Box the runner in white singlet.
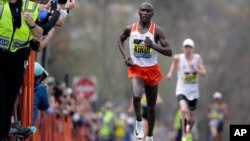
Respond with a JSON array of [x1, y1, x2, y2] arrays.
[[166, 38, 207, 141]]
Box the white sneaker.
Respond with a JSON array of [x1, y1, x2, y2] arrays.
[[134, 120, 144, 139], [146, 136, 153, 141]]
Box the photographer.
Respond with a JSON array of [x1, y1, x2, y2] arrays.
[[38, 0, 75, 34], [30, 0, 75, 51]]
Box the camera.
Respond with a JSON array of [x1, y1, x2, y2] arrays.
[[51, 0, 70, 10], [51, 0, 58, 11], [58, 0, 67, 4]]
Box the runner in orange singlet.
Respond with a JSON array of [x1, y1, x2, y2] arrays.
[[118, 2, 172, 141]]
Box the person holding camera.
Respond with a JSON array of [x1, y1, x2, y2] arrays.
[[31, 0, 75, 51], [0, 0, 43, 139], [38, 0, 75, 30]]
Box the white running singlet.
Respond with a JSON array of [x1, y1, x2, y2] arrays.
[[176, 53, 200, 100], [129, 22, 158, 67]]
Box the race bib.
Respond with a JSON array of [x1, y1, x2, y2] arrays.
[[133, 39, 152, 58], [183, 72, 197, 83]]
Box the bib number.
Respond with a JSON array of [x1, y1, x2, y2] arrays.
[[183, 72, 197, 83], [133, 39, 151, 58]]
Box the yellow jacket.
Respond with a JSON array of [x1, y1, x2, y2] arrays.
[[0, 0, 39, 52]]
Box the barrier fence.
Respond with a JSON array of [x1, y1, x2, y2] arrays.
[[17, 52, 88, 141], [33, 114, 89, 141]]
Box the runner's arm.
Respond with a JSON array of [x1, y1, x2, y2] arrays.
[[194, 56, 207, 77], [207, 104, 213, 119], [146, 26, 172, 56], [117, 25, 132, 60], [222, 103, 229, 118], [166, 55, 179, 80]]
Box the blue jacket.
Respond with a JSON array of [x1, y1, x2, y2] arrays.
[[32, 80, 50, 125]]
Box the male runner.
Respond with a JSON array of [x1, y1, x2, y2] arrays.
[[167, 38, 207, 141], [118, 2, 172, 141]]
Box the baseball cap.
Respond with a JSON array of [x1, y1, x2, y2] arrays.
[[183, 38, 195, 48], [34, 62, 45, 77], [213, 91, 222, 99]]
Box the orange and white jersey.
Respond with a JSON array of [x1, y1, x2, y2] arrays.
[[129, 22, 158, 67]]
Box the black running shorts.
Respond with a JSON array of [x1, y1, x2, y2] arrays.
[[177, 94, 198, 111]]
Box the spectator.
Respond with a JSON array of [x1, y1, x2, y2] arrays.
[[32, 62, 50, 129], [0, 0, 43, 139]]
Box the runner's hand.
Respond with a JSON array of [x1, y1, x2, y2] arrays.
[[188, 61, 196, 71], [145, 37, 153, 48], [166, 73, 172, 80], [125, 57, 134, 66]]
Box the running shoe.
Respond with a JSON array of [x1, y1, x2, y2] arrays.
[[134, 120, 144, 139], [146, 136, 153, 141]]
